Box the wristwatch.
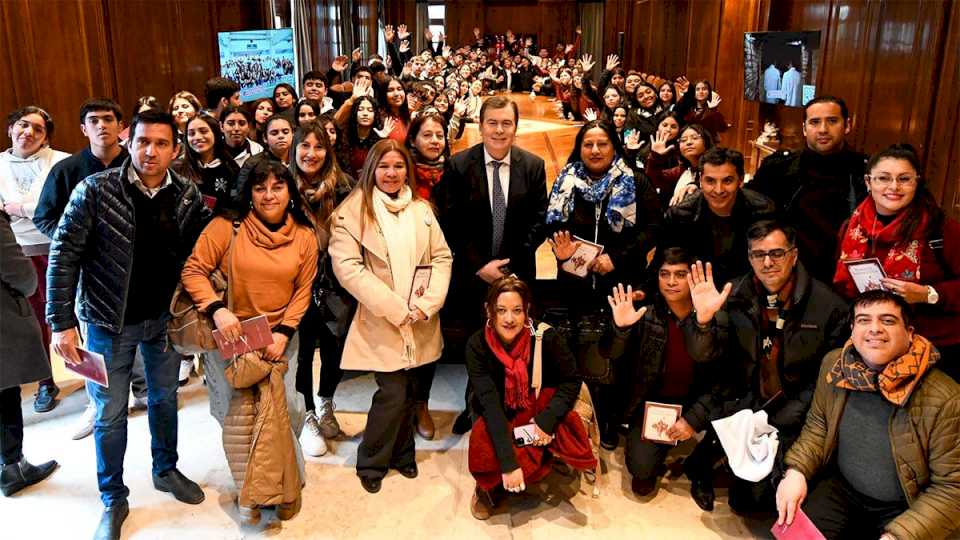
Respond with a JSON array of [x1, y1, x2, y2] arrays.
[[927, 285, 940, 305]]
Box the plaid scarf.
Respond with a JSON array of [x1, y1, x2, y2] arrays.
[[827, 335, 937, 406], [754, 273, 795, 400]]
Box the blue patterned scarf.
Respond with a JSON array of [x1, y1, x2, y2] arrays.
[[546, 157, 637, 233]]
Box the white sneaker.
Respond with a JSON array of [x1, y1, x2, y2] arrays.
[[129, 393, 148, 411], [178, 358, 193, 386], [301, 411, 328, 457], [72, 404, 96, 440]]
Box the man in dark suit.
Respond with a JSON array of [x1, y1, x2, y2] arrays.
[[435, 96, 548, 432]]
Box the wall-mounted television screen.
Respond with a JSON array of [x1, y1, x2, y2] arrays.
[[218, 28, 297, 102], [744, 31, 821, 108]]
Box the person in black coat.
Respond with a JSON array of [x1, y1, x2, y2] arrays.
[[434, 97, 549, 433], [663, 147, 775, 286], [0, 212, 58, 496], [682, 220, 850, 515], [748, 96, 868, 284], [465, 277, 593, 520], [600, 247, 720, 498], [544, 120, 661, 449]]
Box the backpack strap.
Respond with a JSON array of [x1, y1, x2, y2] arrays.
[[531, 322, 551, 400], [224, 219, 241, 311]]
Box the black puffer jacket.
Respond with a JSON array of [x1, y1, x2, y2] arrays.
[[662, 188, 775, 286], [46, 159, 210, 333], [688, 263, 850, 432], [599, 301, 721, 431]]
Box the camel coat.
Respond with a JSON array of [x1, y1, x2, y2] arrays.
[[329, 190, 452, 372]]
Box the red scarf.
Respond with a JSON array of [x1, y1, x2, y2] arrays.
[[834, 197, 928, 297], [484, 325, 532, 410]]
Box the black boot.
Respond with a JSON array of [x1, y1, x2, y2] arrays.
[[0, 458, 58, 496], [690, 478, 715, 511], [452, 409, 472, 435], [93, 500, 129, 540]]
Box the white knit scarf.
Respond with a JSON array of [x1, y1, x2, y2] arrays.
[[372, 185, 418, 362]]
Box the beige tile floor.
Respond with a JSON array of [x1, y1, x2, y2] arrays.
[[3, 364, 768, 539]]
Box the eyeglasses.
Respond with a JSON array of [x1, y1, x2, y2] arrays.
[[747, 247, 796, 262], [866, 174, 919, 187]]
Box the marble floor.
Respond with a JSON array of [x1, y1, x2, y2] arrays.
[[2, 362, 770, 540]]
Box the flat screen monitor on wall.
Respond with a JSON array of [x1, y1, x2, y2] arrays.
[[218, 28, 297, 102], [744, 31, 821, 108]]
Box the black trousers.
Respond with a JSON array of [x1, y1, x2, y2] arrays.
[[625, 422, 671, 480], [684, 428, 781, 515], [412, 362, 436, 403], [296, 303, 347, 409], [804, 475, 907, 539], [0, 386, 23, 465], [357, 370, 417, 480]]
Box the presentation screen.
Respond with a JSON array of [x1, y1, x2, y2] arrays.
[[218, 28, 297, 102], [743, 31, 821, 108]]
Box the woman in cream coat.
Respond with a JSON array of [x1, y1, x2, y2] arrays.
[[329, 139, 452, 494]]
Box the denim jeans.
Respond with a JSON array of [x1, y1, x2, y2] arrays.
[[85, 316, 180, 506]]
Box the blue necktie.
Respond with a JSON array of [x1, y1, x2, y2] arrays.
[[491, 160, 506, 257]]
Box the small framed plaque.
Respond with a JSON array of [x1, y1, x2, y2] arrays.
[[641, 401, 683, 445], [408, 265, 433, 309], [843, 258, 887, 293], [559, 236, 604, 278]]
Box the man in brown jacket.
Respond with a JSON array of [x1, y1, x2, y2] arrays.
[[776, 290, 960, 540]]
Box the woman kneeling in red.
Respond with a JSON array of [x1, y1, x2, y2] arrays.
[[466, 276, 596, 520]]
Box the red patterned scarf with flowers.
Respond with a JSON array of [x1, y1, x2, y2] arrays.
[[834, 197, 928, 297]]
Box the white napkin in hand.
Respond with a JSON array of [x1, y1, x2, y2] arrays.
[[711, 409, 779, 482]]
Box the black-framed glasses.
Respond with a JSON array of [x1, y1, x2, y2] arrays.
[[747, 247, 796, 262]]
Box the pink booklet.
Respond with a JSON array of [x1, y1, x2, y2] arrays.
[[64, 347, 109, 388], [771, 509, 826, 540], [212, 315, 273, 358]]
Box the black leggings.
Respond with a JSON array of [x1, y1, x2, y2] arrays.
[[0, 386, 23, 465], [296, 303, 346, 411]]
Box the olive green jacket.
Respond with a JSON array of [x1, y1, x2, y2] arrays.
[[785, 348, 960, 540]]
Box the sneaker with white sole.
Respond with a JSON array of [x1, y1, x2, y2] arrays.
[[72, 404, 96, 440], [301, 411, 328, 457], [178, 358, 193, 386], [316, 397, 341, 439], [129, 393, 148, 411]]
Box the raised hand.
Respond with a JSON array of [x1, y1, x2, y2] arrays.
[[331, 55, 349, 72], [397, 24, 410, 40], [583, 108, 598, 122], [606, 54, 621, 71], [707, 91, 722, 109], [374, 116, 397, 138], [352, 77, 371, 99], [384, 24, 395, 42], [442, 45, 452, 57], [651, 129, 672, 155], [525, 36, 534, 46], [579, 54, 595, 73], [625, 130, 643, 150], [453, 98, 468, 117], [575, 25, 582, 35], [399, 40, 411, 54], [351, 47, 362, 62], [564, 43, 575, 54], [438, 32, 446, 42], [675, 76, 690, 96], [473, 27, 481, 38], [687, 260, 732, 325], [607, 283, 647, 329], [550, 230, 581, 261], [424, 28, 433, 41]]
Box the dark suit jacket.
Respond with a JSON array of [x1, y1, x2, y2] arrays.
[[435, 143, 548, 319]]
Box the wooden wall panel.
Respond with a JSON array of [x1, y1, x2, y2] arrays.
[[0, 0, 115, 152], [0, 0, 265, 154], [440, 0, 578, 51]]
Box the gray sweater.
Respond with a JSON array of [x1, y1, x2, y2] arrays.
[[837, 390, 905, 502]]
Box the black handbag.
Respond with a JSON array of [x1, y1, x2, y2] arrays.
[[541, 306, 614, 384]]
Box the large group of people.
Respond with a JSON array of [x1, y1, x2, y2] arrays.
[[1, 22, 959, 540]]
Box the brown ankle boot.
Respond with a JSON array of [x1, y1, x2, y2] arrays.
[[470, 487, 495, 520], [415, 402, 436, 440], [277, 494, 301, 520]]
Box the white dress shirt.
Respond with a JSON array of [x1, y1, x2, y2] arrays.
[[483, 147, 511, 210], [127, 165, 172, 199]]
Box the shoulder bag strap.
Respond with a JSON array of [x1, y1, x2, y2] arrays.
[[224, 219, 240, 312], [532, 322, 551, 399]]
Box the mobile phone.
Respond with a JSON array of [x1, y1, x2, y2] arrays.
[[513, 423, 538, 447]]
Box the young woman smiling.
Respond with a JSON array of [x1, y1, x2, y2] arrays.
[[172, 113, 240, 214]]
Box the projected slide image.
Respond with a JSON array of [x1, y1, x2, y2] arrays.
[[218, 29, 296, 102]]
